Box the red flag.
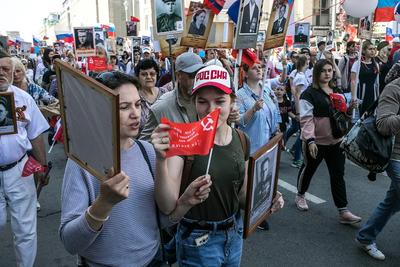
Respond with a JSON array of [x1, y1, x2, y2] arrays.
[[87, 56, 108, 72], [22, 156, 45, 177], [161, 109, 220, 157], [204, 0, 226, 15], [53, 118, 64, 143], [130, 16, 140, 22], [330, 93, 347, 113]]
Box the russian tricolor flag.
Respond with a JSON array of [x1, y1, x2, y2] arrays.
[[33, 37, 40, 47], [375, 0, 399, 22], [56, 33, 74, 43]]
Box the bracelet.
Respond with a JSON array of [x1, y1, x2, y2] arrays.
[[86, 206, 109, 222]]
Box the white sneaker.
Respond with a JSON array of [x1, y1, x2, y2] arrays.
[[295, 195, 309, 211], [356, 240, 385, 260], [37, 201, 41, 212]]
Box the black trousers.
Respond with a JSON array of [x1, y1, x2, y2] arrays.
[[297, 142, 348, 209]]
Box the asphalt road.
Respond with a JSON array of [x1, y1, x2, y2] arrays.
[[1, 137, 399, 267]]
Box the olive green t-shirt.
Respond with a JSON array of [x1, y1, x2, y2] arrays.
[[180, 128, 250, 221]]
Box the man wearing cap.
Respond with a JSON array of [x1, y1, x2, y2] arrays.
[[142, 47, 152, 60], [157, 0, 182, 33], [139, 52, 204, 140], [0, 49, 49, 267]]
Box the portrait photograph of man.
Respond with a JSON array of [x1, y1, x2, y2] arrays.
[[271, 2, 288, 35], [94, 31, 105, 46], [74, 28, 94, 50], [240, 0, 261, 34], [249, 144, 278, 226], [294, 23, 309, 46], [0, 93, 17, 135], [155, 0, 184, 34]]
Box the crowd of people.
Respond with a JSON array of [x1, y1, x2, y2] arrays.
[[1, 34, 400, 266]]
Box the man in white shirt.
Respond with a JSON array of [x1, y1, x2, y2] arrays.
[[0, 49, 49, 267]]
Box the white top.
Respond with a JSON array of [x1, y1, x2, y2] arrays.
[[293, 72, 311, 94], [289, 68, 313, 81], [0, 85, 49, 165]]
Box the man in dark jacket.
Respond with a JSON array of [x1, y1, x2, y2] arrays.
[[240, 0, 259, 33]]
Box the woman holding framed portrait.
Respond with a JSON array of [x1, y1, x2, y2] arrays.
[[151, 65, 284, 265]]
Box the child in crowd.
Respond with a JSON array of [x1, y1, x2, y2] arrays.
[[273, 85, 295, 146]]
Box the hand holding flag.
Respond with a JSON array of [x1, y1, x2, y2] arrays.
[[152, 109, 220, 158]]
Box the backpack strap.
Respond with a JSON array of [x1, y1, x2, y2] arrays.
[[234, 128, 250, 160], [135, 140, 167, 263], [182, 155, 195, 184]]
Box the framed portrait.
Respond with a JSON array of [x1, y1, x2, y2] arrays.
[[293, 22, 310, 48], [206, 21, 234, 49], [234, 0, 264, 49], [20, 42, 32, 55], [244, 133, 283, 238], [358, 14, 373, 39], [54, 59, 121, 181], [105, 38, 116, 55], [142, 36, 151, 46], [94, 28, 105, 46], [0, 92, 17, 136], [257, 30, 266, 43], [180, 2, 215, 49], [264, 0, 294, 50], [116, 37, 124, 47], [73, 27, 95, 57], [126, 21, 138, 36], [152, 0, 185, 36]]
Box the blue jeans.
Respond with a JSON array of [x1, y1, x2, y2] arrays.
[[284, 120, 302, 161], [176, 214, 243, 267], [357, 160, 400, 244]]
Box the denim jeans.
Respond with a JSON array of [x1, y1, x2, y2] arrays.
[[357, 160, 400, 244], [176, 214, 243, 267], [284, 120, 302, 161]]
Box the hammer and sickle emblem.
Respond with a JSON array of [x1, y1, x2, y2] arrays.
[[200, 117, 214, 131]]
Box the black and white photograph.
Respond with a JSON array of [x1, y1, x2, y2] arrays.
[[326, 30, 334, 46], [250, 143, 278, 226], [116, 37, 124, 47], [294, 23, 310, 48], [94, 29, 105, 46], [73, 27, 95, 57], [257, 30, 266, 43], [243, 133, 282, 238], [142, 36, 151, 46], [181, 2, 214, 49], [0, 36, 7, 50], [126, 21, 138, 36], [153, 0, 184, 35], [271, 2, 288, 35], [234, 0, 263, 49], [0, 92, 17, 136], [131, 36, 141, 48], [105, 38, 116, 55], [239, 0, 261, 34], [264, 0, 293, 50]]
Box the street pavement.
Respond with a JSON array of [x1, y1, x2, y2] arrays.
[[1, 136, 399, 267]]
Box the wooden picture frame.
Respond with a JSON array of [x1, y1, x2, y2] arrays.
[[180, 2, 215, 49], [243, 133, 283, 238], [264, 0, 294, 50], [152, 0, 185, 37], [55, 60, 121, 181], [73, 27, 96, 57], [0, 92, 17, 136]]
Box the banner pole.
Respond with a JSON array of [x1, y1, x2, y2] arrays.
[[353, 39, 363, 118], [205, 148, 214, 176], [231, 49, 243, 127], [167, 37, 176, 88]]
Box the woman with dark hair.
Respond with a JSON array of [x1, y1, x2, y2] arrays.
[[338, 41, 357, 93], [135, 59, 168, 134], [295, 59, 361, 224], [35, 48, 54, 84], [350, 40, 380, 116], [59, 71, 203, 266], [188, 9, 207, 36]]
